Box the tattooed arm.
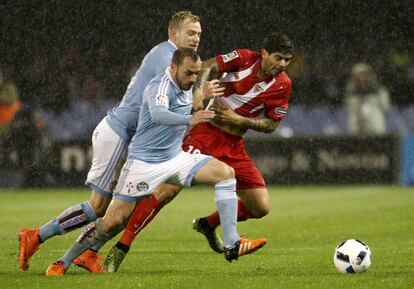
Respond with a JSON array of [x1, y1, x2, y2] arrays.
[[213, 103, 280, 134], [192, 58, 223, 111], [238, 117, 280, 133]]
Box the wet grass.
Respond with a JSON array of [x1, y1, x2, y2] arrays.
[[0, 186, 413, 289]]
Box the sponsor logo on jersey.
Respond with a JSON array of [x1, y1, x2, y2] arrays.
[[222, 51, 239, 63], [156, 94, 168, 106], [274, 107, 287, 115], [137, 181, 149, 192]]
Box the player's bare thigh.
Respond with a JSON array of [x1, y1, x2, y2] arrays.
[[236, 188, 270, 218], [153, 183, 182, 206]]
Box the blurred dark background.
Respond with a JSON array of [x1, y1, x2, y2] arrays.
[[0, 0, 413, 187], [1, 0, 412, 108]]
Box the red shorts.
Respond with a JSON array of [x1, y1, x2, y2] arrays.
[[182, 123, 266, 190]]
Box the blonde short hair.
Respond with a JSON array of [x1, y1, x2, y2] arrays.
[[168, 10, 200, 32]]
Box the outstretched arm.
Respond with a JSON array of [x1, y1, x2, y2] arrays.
[[213, 103, 280, 133]]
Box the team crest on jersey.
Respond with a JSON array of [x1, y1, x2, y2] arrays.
[[156, 94, 168, 106], [137, 181, 149, 192], [254, 84, 264, 93], [222, 51, 239, 63]]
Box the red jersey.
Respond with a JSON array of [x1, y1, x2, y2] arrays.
[[215, 49, 292, 121]]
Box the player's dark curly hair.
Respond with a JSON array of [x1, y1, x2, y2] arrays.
[[262, 33, 294, 54], [172, 48, 200, 66]]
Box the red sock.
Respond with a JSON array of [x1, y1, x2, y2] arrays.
[[206, 211, 221, 228], [206, 199, 254, 228], [119, 195, 160, 247], [237, 199, 254, 221]]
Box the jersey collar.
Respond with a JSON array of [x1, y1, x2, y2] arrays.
[[167, 39, 178, 50], [165, 67, 185, 94]]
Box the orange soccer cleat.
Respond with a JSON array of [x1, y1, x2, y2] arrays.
[[224, 237, 267, 262], [73, 249, 104, 273], [46, 261, 66, 276], [18, 228, 40, 271]]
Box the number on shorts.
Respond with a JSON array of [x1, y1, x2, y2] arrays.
[[187, 145, 201, 154]]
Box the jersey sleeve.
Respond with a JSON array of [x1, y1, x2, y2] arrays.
[[150, 106, 190, 125], [146, 80, 169, 110], [265, 79, 292, 121], [215, 49, 257, 73], [146, 80, 190, 125]]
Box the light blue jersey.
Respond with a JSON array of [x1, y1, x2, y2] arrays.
[[128, 68, 192, 163], [106, 40, 177, 141]]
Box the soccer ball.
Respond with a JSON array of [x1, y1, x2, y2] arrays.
[[333, 239, 372, 273]]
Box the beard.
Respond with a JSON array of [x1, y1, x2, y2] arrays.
[[271, 67, 283, 76], [177, 79, 193, 91]]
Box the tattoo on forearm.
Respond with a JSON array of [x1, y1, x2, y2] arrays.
[[192, 70, 211, 111], [241, 118, 279, 133], [192, 89, 204, 111], [195, 60, 219, 91], [193, 62, 219, 111], [195, 67, 212, 91]]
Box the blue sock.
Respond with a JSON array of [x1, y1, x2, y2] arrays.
[[90, 223, 125, 252], [215, 179, 239, 247], [60, 218, 109, 269], [39, 201, 97, 242]]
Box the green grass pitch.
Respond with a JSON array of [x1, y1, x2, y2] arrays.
[[0, 186, 413, 289]]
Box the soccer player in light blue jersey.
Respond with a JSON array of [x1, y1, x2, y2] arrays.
[[46, 48, 266, 276], [18, 10, 207, 272]]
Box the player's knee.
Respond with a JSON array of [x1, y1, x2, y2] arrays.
[[103, 215, 125, 232], [253, 202, 271, 218], [251, 197, 271, 218], [195, 159, 235, 184], [242, 194, 271, 218], [216, 163, 235, 181], [102, 206, 130, 232]]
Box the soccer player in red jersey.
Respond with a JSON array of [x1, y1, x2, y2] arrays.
[[102, 32, 294, 272], [186, 32, 293, 229]]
